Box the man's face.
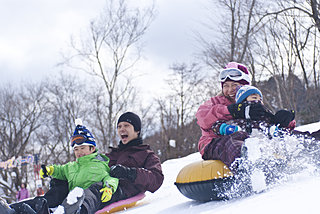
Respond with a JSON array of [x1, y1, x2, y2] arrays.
[[117, 121, 139, 144], [74, 145, 94, 158]]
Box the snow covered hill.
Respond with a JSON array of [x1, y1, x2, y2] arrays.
[[123, 122, 320, 214]]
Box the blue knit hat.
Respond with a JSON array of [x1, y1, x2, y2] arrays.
[[71, 119, 96, 147], [235, 85, 263, 104]]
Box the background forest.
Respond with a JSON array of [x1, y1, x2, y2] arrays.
[[1, 0, 320, 202]]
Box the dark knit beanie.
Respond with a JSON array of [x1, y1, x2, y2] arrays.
[[117, 112, 141, 132]]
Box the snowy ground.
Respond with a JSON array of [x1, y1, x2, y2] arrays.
[[122, 122, 320, 214]]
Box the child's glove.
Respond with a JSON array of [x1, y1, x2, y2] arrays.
[[110, 164, 137, 182], [271, 110, 295, 128], [219, 123, 239, 135], [40, 165, 54, 178], [100, 185, 113, 203], [227, 102, 267, 120]]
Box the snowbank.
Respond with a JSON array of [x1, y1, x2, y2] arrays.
[[124, 123, 320, 214]]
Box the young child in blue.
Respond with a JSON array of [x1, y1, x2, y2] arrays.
[[219, 85, 264, 135], [218, 85, 295, 136]]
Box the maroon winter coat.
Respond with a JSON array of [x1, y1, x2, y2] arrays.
[[106, 137, 164, 198]]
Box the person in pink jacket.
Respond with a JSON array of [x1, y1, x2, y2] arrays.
[[196, 62, 295, 170]]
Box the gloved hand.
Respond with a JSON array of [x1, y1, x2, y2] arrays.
[[110, 164, 137, 182], [227, 102, 267, 120], [100, 185, 113, 203], [40, 165, 54, 178], [219, 123, 239, 135], [271, 109, 295, 128]]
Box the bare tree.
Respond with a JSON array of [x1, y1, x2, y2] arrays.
[[252, 0, 320, 118], [166, 63, 204, 129], [259, 1, 320, 33], [264, 0, 320, 88], [199, 0, 262, 75], [0, 83, 46, 202], [38, 73, 94, 165], [154, 63, 204, 159], [62, 0, 155, 147]]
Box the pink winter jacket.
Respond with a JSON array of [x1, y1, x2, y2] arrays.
[[196, 95, 233, 155]]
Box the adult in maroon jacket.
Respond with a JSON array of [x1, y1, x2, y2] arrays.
[[106, 112, 164, 198], [74, 112, 164, 212]]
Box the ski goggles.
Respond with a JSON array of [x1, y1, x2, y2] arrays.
[[70, 135, 90, 147], [219, 68, 251, 83]]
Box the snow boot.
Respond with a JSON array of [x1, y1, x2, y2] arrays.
[[53, 187, 84, 214], [0, 197, 16, 214], [240, 141, 267, 193], [250, 167, 267, 193], [33, 197, 50, 214], [15, 203, 36, 214]]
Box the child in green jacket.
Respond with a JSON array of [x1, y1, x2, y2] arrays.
[[40, 119, 119, 214], [42, 121, 118, 191]]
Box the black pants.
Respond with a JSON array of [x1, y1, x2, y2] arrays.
[[11, 179, 127, 214], [10, 179, 69, 213], [45, 178, 70, 207]]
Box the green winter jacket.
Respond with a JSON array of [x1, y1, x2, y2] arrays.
[[51, 151, 118, 192]]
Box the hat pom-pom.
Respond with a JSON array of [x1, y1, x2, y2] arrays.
[[75, 118, 83, 126]]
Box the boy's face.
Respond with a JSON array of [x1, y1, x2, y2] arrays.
[[74, 145, 95, 158], [223, 81, 242, 102], [117, 121, 139, 144], [246, 93, 262, 102]]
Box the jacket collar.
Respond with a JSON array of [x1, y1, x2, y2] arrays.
[[118, 137, 143, 150], [76, 151, 97, 163]]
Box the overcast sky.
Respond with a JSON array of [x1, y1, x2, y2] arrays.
[[1, 0, 215, 99]]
